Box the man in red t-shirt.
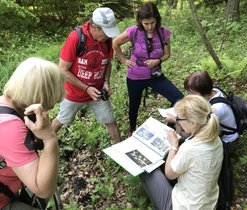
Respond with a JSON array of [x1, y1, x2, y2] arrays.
[[52, 7, 121, 142]]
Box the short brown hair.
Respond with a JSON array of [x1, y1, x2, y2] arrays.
[[184, 70, 213, 97]]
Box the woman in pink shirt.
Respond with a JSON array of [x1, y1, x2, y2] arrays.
[[0, 57, 65, 209]]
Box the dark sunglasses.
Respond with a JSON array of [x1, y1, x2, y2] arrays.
[[176, 116, 187, 122]]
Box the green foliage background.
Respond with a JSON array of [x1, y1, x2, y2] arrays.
[[0, 0, 247, 209]]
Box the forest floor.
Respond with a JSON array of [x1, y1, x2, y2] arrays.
[[58, 76, 247, 210], [58, 143, 247, 210], [58, 143, 132, 210]]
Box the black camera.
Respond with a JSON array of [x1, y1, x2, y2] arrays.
[[151, 70, 164, 79], [101, 88, 109, 101]]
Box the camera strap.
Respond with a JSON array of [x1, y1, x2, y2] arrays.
[[144, 30, 151, 59], [0, 106, 44, 151], [144, 29, 166, 59]]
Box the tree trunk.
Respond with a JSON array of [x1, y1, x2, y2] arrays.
[[188, 0, 223, 70], [227, 0, 240, 21], [167, 0, 179, 8]]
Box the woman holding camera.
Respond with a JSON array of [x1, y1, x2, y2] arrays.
[[113, 2, 184, 136], [0, 57, 65, 209]]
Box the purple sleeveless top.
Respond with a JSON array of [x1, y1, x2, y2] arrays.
[[126, 25, 171, 80]]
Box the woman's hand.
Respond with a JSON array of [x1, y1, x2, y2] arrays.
[[167, 130, 179, 148], [24, 104, 56, 142], [124, 58, 136, 67], [15, 104, 59, 198], [166, 113, 176, 124], [144, 58, 160, 69], [165, 130, 179, 180]]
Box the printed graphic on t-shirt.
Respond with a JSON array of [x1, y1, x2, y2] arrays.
[[76, 44, 107, 81]]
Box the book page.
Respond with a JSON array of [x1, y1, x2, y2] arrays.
[[132, 117, 172, 157], [158, 107, 176, 118], [103, 137, 164, 176]]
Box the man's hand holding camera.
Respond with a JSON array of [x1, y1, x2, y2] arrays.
[[85, 86, 101, 101], [86, 85, 110, 101]]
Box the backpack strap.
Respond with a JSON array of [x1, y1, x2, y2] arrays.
[[157, 28, 167, 54], [0, 106, 21, 118], [0, 182, 17, 200], [75, 27, 111, 57], [74, 27, 87, 57], [209, 97, 238, 134], [105, 39, 111, 53], [129, 27, 138, 56], [210, 97, 231, 106]]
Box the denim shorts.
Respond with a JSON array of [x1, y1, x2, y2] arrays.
[[57, 98, 115, 125]]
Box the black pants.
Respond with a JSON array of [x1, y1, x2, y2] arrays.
[[127, 76, 184, 131], [217, 140, 238, 210]]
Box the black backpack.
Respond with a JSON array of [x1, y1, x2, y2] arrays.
[[74, 27, 111, 57], [209, 87, 247, 135]]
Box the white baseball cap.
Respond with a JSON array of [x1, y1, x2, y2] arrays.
[[92, 7, 120, 38]]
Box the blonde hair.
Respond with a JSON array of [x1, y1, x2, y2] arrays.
[[174, 95, 219, 141], [4, 57, 65, 110]]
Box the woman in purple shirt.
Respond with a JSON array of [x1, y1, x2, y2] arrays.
[[113, 2, 184, 136]]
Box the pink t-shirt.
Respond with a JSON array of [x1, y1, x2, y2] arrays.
[[60, 21, 114, 102], [126, 25, 171, 80], [0, 112, 37, 208]]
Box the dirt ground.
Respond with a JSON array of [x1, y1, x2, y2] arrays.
[[58, 143, 247, 210]]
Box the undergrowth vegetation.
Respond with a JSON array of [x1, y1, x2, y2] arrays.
[[1, 2, 247, 209]]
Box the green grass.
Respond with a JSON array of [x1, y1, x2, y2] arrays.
[[1, 2, 247, 209]]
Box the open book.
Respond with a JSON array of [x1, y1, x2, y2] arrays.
[[103, 117, 179, 176]]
